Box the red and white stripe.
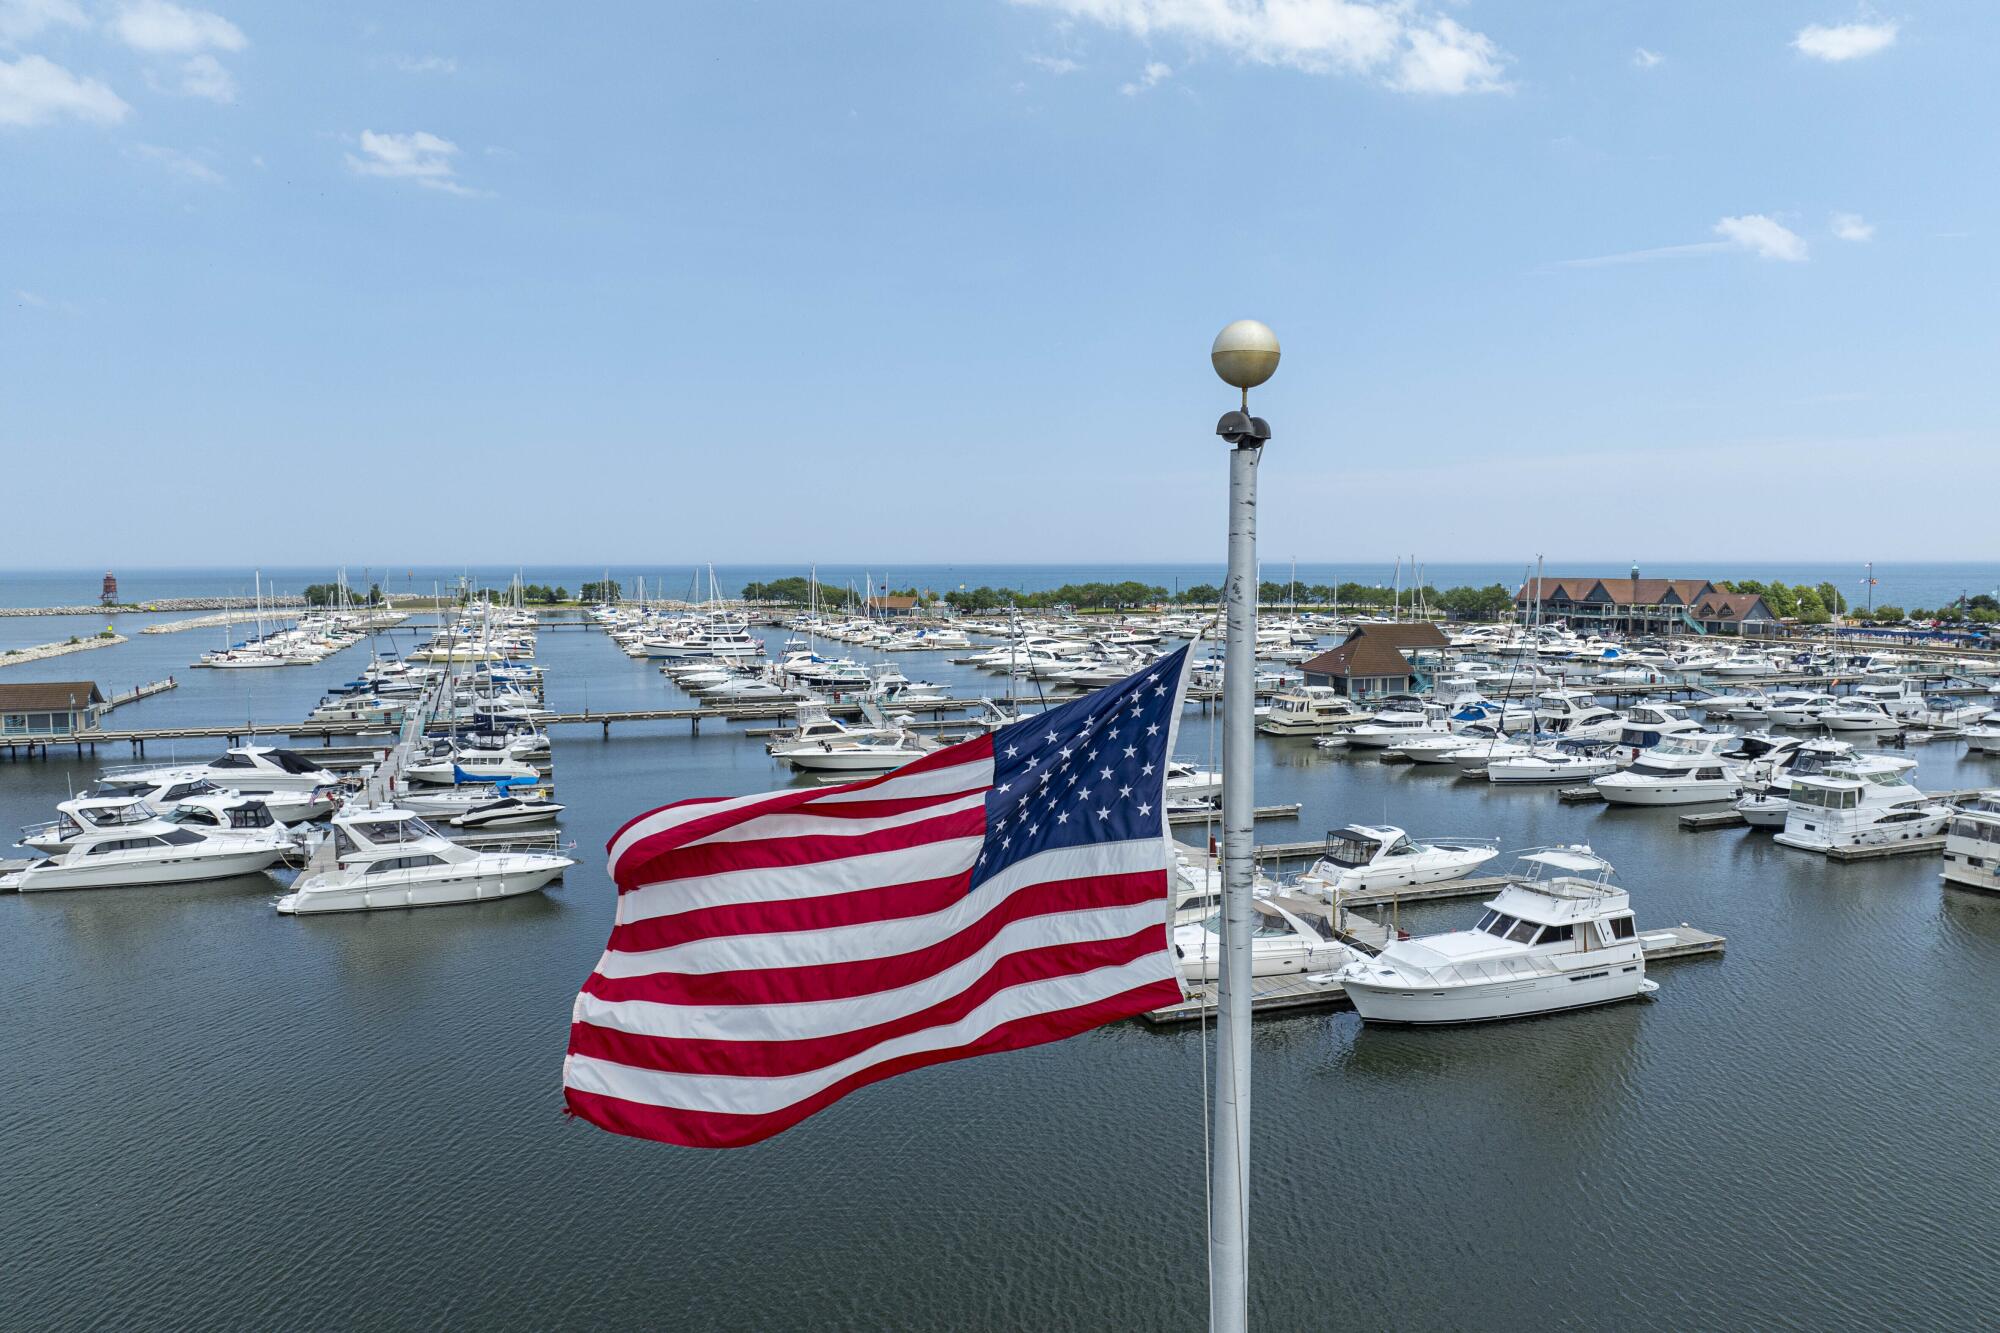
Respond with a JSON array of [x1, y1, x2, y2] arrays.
[[563, 737, 1185, 1148]]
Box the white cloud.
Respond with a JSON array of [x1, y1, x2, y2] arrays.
[[345, 129, 482, 196], [1831, 212, 1874, 242], [1633, 47, 1663, 68], [1713, 214, 1808, 261], [1793, 20, 1897, 62], [177, 51, 231, 100], [1027, 53, 1079, 74], [388, 53, 456, 74], [112, 0, 243, 53], [1119, 59, 1171, 94], [131, 140, 222, 182], [1562, 213, 1809, 267], [0, 0, 87, 44], [1394, 16, 1507, 95], [1015, 0, 1509, 95], [15, 287, 48, 305], [0, 52, 128, 126]]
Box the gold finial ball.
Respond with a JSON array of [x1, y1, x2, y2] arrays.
[[1210, 319, 1280, 390]]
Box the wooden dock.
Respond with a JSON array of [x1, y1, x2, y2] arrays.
[[1679, 810, 1748, 831], [1167, 803, 1300, 826], [1558, 786, 1606, 803], [1825, 836, 1947, 862]]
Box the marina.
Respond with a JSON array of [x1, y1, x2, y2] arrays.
[[5, 569, 1999, 1331]]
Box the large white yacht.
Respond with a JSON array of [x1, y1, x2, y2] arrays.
[[1290, 825, 1498, 896], [1820, 698, 1907, 735], [1764, 691, 1841, 727], [87, 773, 336, 825], [1256, 686, 1371, 736], [1336, 848, 1656, 1025], [1, 821, 292, 892], [1964, 711, 2000, 754], [1172, 898, 1367, 980], [1342, 704, 1451, 750], [276, 807, 574, 914], [1773, 756, 1953, 852], [1941, 792, 2000, 893], [1486, 737, 1623, 785], [1593, 732, 1742, 806], [105, 745, 342, 797]]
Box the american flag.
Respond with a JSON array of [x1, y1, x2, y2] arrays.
[[563, 646, 1194, 1148]]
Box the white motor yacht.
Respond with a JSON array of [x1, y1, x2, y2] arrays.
[[1732, 736, 1860, 827], [1291, 825, 1499, 896], [403, 747, 541, 786], [1941, 792, 2000, 893], [1343, 705, 1451, 750], [1821, 698, 1906, 735], [1773, 756, 1953, 852], [1764, 692, 1841, 727], [104, 745, 341, 797], [1609, 703, 1704, 763], [1172, 898, 1367, 981], [1390, 723, 1508, 764], [1256, 686, 1372, 736], [1964, 711, 2000, 754], [87, 774, 337, 825], [1165, 760, 1222, 805], [1, 822, 292, 892], [18, 796, 170, 854], [782, 731, 936, 773], [276, 808, 573, 914], [1486, 737, 1623, 785], [1593, 732, 1741, 806], [1336, 847, 1656, 1025]]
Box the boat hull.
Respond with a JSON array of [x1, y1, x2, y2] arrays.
[[10, 845, 287, 893], [275, 858, 570, 914], [1343, 964, 1649, 1024], [1595, 778, 1739, 807]]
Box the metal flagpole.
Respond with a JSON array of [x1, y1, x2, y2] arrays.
[[1208, 320, 1279, 1333]]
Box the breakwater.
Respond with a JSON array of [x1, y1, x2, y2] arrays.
[[0, 633, 129, 667], [0, 597, 307, 617]]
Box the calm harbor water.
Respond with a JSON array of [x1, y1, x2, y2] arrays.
[[4, 620, 2000, 1329]]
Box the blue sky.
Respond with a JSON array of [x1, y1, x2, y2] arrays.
[[4, 2, 1992, 566]]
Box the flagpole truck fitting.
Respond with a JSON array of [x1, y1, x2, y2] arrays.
[[1208, 317, 1278, 1333]]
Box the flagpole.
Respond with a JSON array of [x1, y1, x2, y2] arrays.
[[1209, 320, 1280, 1333]]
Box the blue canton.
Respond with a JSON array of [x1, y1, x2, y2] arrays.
[[969, 645, 1189, 892]]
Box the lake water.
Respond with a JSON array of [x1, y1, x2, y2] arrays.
[[3, 620, 1999, 1328], [4, 561, 1996, 615]]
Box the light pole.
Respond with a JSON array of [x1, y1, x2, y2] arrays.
[[1208, 318, 1278, 1333]]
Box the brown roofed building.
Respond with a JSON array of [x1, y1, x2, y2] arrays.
[[0, 681, 107, 738], [1514, 571, 1722, 635], [1300, 623, 1450, 698], [1689, 592, 1783, 636]]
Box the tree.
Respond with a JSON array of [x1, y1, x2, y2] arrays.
[[367, 583, 382, 606], [581, 580, 621, 603], [1178, 584, 1220, 606], [1969, 593, 1998, 613], [1794, 587, 1831, 624], [1816, 581, 1846, 615]]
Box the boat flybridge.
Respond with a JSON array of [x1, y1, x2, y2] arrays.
[[275, 807, 574, 914], [1336, 847, 1657, 1025], [1941, 792, 2000, 893], [1290, 825, 1498, 896], [105, 745, 342, 797], [87, 773, 337, 825], [1772, 756, 1953, 853]]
